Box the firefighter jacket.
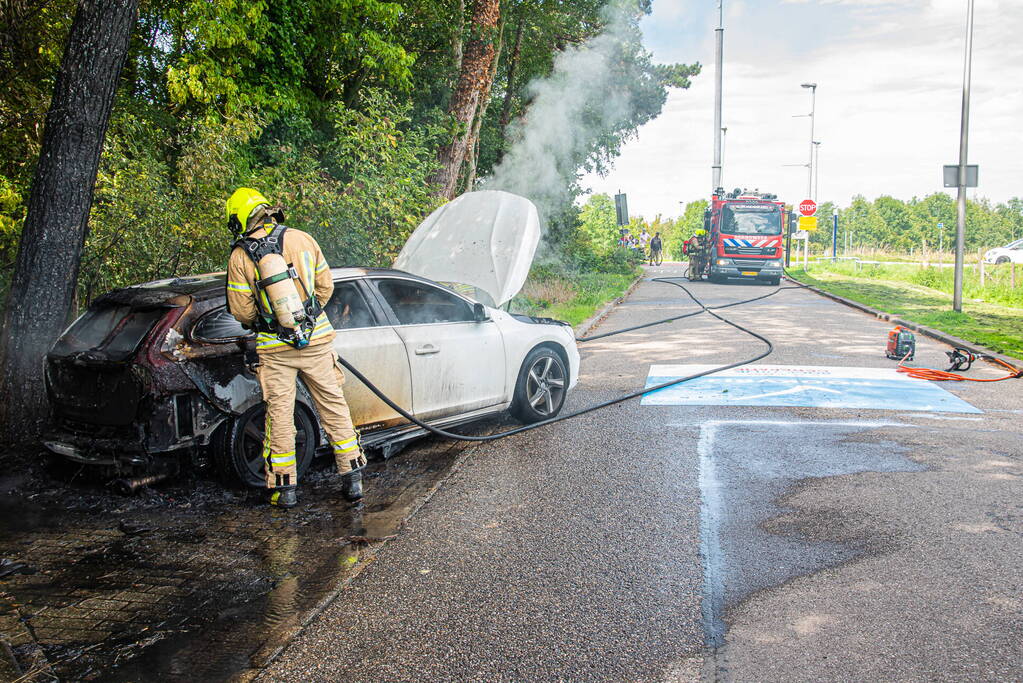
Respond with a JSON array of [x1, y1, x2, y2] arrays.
[[226, 223, 335, 353]]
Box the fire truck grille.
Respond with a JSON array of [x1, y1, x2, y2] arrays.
[[732, 259, 768, 268], [724, 246, 776, 256]]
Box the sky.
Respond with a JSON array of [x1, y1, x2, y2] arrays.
[[580, 0, 1023, 220]]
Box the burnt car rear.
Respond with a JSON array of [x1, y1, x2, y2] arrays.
[[43, 275, 236, 473]]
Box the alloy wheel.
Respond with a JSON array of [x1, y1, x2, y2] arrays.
[[525, 355, 566, 417]]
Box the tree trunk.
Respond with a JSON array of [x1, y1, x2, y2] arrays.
[[464, 17, 504, 191], [430, 0, 501, 199], [451, 0, 466, 83], [0, 0, 138, 443], [498, 11, 524, 135]]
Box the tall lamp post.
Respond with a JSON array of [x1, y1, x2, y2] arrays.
[[720, 126, 728, 188], [953, 0, 974, 312], [711, 0, 724, 192], [801, 83, 817, 198], [813, 141, 821, 200]]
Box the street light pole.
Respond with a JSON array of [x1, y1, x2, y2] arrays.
[[953, 0, 974, 312], [711, 0, 724, 193], [801, 83, 817, 198], [813, 141, 821, 200], [720, 126, 728, 189]]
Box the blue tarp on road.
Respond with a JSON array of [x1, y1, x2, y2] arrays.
[[641, 364, 982, 413]]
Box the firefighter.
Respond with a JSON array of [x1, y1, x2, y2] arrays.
[[684, 229, 708, 281], [225, 188, 366, 509]]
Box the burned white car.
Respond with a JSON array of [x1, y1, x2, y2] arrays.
[[43, 192, 579, 487]]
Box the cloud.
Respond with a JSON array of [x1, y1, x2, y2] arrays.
[[582, 0, 1023, 218]]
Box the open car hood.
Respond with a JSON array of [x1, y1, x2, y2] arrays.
[[394, 191, 540, 306]]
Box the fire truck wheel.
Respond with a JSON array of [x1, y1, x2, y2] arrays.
[[768, 276, 780, 286], [212, 403, 317, 488]]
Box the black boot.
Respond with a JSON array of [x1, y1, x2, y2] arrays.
[[341, 470, 363, 502], [269, 485, 298, 508]]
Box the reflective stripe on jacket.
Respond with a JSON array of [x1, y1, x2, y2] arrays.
[[226, 223, 335, 354]]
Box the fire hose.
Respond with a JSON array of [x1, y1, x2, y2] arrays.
[[334, 278, 800, 443]]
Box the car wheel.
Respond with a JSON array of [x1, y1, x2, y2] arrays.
[[212, 403, 317, 488], [996, 256, 1010, 264], [510, 347, 568, 424]]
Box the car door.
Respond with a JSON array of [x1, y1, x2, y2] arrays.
[[370, 277, 505, 421], [326, 279, 413, 432]]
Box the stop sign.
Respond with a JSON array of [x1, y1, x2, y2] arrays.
[[799, 199, 817, 216]]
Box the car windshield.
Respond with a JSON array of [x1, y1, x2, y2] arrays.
[[722, 204, 782, 235], [51, 304, 166, 361]]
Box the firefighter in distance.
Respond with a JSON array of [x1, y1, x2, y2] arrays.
[[683, 229, 709, 281], [226, 188, 366, 508]]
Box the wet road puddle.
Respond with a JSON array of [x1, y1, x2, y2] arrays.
[[694, 420, 925, 648], [0, 441, 461, 681]]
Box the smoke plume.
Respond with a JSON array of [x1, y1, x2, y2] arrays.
[[486, 3, 647, 224]]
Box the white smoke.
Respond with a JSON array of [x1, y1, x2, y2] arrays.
[[486, 3, 640, 223]]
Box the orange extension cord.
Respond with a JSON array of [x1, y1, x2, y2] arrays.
[[898, 353, 1023, 382]]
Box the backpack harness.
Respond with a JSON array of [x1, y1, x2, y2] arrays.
[[233, 224, 322, 348]]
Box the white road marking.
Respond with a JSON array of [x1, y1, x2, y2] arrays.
[[695, 419, 913, 648]]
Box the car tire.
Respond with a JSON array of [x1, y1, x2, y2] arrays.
[[212, 403, 317, 488], [510, 347, 568, 424], [996, 256, 1010, 264]]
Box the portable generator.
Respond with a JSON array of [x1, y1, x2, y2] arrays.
[[886, 326, 916, 361]]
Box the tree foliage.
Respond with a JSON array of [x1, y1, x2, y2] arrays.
[[806, 194, 1023, 254], [0, 0, 699, 322]]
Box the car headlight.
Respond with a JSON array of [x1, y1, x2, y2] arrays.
[[716, 258, 731, 266], [765, 260, 780, 267]]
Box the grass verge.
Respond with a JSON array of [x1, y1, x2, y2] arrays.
[[512, 266, 641, 327], [788, 265, 1023, 359]]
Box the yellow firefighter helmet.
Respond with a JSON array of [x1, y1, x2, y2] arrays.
[[226, 187, 271, 237]]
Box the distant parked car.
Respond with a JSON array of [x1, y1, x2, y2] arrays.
[[983, 239, 1023, 264], [43, 269, 579, 487]]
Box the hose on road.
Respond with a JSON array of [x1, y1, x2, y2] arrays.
[[782, 265, 1022, 381], [897, 354, 1023, 382], [336, 277, 789, 443]]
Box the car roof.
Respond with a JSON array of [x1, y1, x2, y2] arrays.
[[104, 267, 436, 305]]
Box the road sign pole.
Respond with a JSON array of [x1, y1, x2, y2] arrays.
[[832, 210, 838, 259], [954, 0, 974, 312]]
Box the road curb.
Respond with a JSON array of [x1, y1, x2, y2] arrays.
[[575, 272, 644, 338], [784, 275, 1023, 366]]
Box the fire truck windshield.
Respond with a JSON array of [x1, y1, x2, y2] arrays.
[[722, 204, 782, 235]]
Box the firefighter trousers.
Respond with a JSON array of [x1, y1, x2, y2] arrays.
[[255, 342, 366, 489]]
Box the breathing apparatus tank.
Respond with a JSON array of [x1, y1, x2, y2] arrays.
[[234, 223, 317, 349], [256, 251, 310, 347]]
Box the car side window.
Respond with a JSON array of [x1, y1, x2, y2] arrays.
[[192, 307, 253, 342], [375, 279, 474, 325], [325, 281, 377, 330]]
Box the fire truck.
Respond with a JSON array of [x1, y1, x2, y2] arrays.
[[694, 188, 787, 285]]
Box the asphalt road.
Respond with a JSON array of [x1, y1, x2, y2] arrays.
[[258, 264, 1023, 682]]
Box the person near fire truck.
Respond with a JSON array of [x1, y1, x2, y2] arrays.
[[683, 229, 708, 280], [225, 188, 366, 509]]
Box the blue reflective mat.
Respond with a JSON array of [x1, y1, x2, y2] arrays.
[[642, 364, 981, 413]]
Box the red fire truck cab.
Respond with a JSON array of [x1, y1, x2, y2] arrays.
[[703, 188, 786, 285]]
